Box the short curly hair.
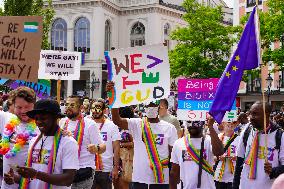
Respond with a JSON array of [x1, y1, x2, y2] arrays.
[[12, 87, 36, 104]]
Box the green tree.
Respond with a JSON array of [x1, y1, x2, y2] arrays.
[[2, 0, 55, 49], [261, 0, 284, 71], [169, 0, 240, 78]]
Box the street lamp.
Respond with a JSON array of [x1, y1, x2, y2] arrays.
[[266, 73, 273, 104], [90, 72, 100, 99]]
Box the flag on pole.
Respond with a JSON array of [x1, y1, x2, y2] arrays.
[[209, 6, 260, 124]]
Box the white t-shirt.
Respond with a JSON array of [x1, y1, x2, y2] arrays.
[[0, 112, 39, 189], [128, 118, 178, 184], [214, 135, 240, 183], [95, 119, 121, 172], [237, 127, 284, 189], [28, 135, 79, 189], [59, 117, 103, 169], [171, 135, 215, 189]]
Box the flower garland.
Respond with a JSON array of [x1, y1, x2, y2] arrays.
[[0, 115, 37, 158]]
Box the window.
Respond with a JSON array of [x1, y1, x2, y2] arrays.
[[130, 22, 145, 47], [105, 20, 111, 51], [51, 18, 67, 51], [247, 0, 262, 7], [164, 23, 170, 49], [74, 17, 90, 53]]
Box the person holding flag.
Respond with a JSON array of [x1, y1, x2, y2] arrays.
[[208, 5, 284, 189]]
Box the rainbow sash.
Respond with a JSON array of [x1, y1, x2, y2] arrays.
[[64, 116, 85, 157], [95, 122, 105, 171], [19, 128, 63, 189], [141, 118, 167, 183], [218, 134, 236, 181], [184, 134, 214, 176], [245, 131, 259, 179]]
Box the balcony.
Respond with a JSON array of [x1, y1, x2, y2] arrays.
[[247, 0, 262, 7]]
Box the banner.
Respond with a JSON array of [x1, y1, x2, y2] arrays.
[[0, 16, 43, 82], [177, 78, 236, 121], [38, 50, 81, 80], [105, 44, 170, 108], [0, 78, 50, 99]]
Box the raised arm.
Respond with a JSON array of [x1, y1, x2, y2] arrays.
[[207, 117, 224, 157], [111, 108, 128, 130]]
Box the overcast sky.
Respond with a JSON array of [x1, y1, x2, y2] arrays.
[[0, 0, 3, 9]]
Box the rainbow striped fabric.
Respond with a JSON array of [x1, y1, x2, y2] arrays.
[[245, 131, 259, 179]]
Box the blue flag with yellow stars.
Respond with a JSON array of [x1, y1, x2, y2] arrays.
[[209, 6, 260, 124]]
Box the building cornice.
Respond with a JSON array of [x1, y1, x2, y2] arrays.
[[49, 0, 184, 18]]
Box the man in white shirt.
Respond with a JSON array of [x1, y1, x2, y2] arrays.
[[59, 96, 106, 189], [89, 98, 121, 189], [233, 101, 284, 189], [0, 87, 38, 189], [169, 118, 224, 189], [108, 79, 178, 189], [4, 99, 79, 189]]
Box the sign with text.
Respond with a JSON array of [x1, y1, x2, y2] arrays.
[[0, 78, 50, 99], [105, 44, 170, 108], [177, 78, 236, 121], [0, 16, 43, 82], [38, 50, 81, 80]]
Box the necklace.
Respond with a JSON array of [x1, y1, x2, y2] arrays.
[[38, 136, 49, 163], [0, 115, 37, 158]]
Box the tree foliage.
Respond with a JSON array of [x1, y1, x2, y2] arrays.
[[169, 0, 240, 79], [2, 0, 55, 49]]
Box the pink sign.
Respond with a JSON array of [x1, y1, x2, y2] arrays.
[[178, 78, 219, 93]]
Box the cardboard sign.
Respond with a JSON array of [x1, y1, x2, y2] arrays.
[[38, 50, 81, 80], [0, 16, 43, 82], [0, 78, 50, 99], [105, 44, 170, 108], [177, 78, 237, 121]]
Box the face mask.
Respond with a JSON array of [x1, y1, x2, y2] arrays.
[[145, 107, 159, 119]]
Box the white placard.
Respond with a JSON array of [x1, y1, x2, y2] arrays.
[[38, 50, 81, 80]]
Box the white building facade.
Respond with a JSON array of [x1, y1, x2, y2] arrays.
[[50, 0, 231, 99]]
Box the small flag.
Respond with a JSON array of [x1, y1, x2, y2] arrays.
[[209, 6, 260, 124], [23, 22, 38, 33]]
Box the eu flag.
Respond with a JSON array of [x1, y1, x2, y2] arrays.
[[209, 6, 260, 124]]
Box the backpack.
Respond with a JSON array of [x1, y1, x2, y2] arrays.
[[243, 125, 283, 152]]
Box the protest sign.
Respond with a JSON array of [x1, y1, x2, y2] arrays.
[[105, 44, 170, 108], [38, 50, 81, 80], [177, 78, 237, 121], [0, 16, 43, 82], [0, 78, 50, 99]]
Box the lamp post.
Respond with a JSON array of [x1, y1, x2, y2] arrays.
[[90, 71, 100, 99], [266, 73, 273, 104]]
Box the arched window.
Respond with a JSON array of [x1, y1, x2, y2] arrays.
[[164, 23, 170, 49], [130, 22, 145, 47], [74, 17, 90, 53], [105, 20, 111, 51], [51, 18, 67, 51]]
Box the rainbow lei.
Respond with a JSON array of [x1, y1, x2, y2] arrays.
[[19, 128, 63, 189], [245, 131, 259, 179], [95, 122, 105, 171], [141, 118, 168, 183], [64, 116, 85, 157], [184, 134, 214, 176], [0, 115, 37, 158], [218, 134, 236, 181]]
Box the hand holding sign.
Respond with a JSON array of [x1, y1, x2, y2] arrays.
[[105, 44, 170, 108]]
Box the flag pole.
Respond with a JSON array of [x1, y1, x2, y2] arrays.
[[255, 0, 268, 162]]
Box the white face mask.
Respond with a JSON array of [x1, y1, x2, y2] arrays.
[[145, 107, 159, 119]]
